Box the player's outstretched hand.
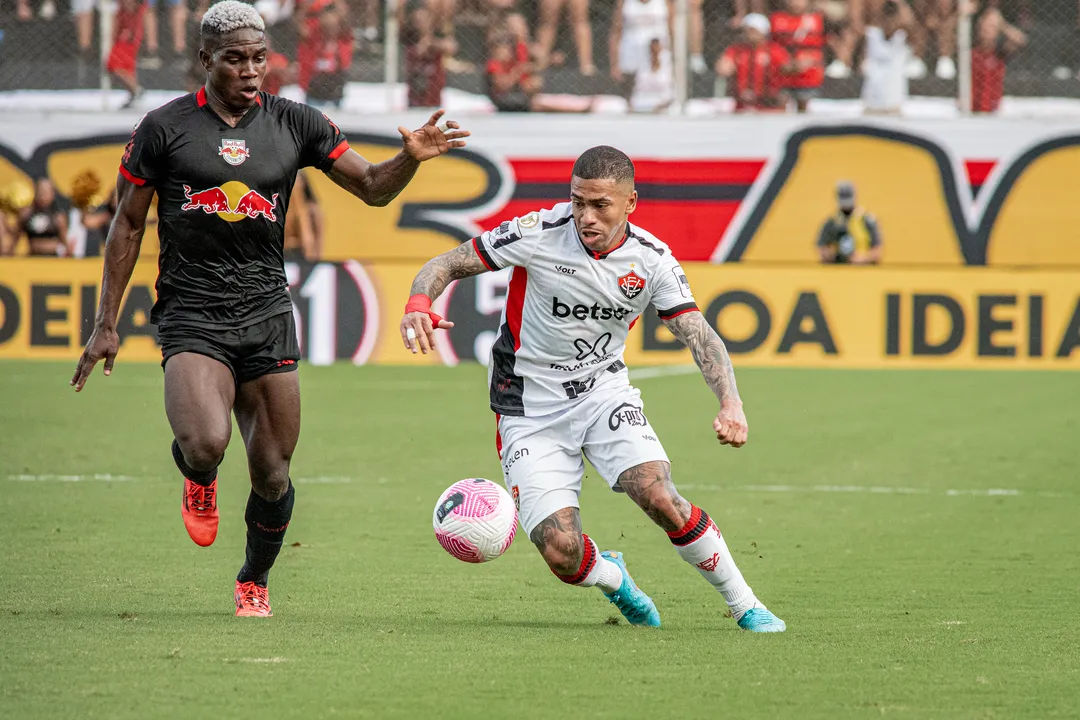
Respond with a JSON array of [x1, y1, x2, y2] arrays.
[[398, 109, 471, 163], [713, 400, 748, 448], [70, 327, 119, 392], [400, 311, 455, 355]]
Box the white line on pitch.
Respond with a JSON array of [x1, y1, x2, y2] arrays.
[[675, 483, 1046, 497], [630, 365, 699, 380], [5, 473, 142, 482]]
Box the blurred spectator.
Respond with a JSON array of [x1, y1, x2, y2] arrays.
[[106, 0, 147, 109], [771, 0, 826, 112], [142, 0, 189, 67], [971, 6, 1027, 113], [817, 181, 882, 264], [283, 172, 324, 262], [907, 0, 956, 80], [405, 7, 456, 108], [609, 0, 670, 98], [716, 13, 793, 112], [485, 32, 594, 111], [73, 0, 95, 76], [263, 49, 296, 95], [535, 0, 596, 75], [6, 179, 70, 258], [68, 170, 117, 259], [15, 0, 56, 21], [297, 0, 355, 107], [862, 0, 912, 113], [630, 37, 674, 112]]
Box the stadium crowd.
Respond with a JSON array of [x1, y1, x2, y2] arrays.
[[0, 0, 1073, 111]]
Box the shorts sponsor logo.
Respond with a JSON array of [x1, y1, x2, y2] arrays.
[[642, 434, 658, 442], [617, 270, 646, 300], [551, 297, 633, 322], [218, 139, 250, 166], [555, 265, 576, 275], [696, 552, 721, 572], [608, 402, 648, 431], [503, 447, 529, 473]]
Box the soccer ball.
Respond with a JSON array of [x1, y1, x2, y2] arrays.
[[432, 478, 518, 563]]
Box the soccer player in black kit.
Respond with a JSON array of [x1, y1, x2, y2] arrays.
[[70, 0, 471, 617]]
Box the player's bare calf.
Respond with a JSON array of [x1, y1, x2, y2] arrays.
[[530, 507, 661, 627]]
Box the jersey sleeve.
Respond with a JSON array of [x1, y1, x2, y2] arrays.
[[295, 103, 350, 171], [471, 213, 542, 270], [119, 112, 167, 186], [651, 255, 699, 320]]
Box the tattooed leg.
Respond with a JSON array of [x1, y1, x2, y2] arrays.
[[530, 507, 622, 591], [617, 461, 692, 532], [619, 461, 761, 620]]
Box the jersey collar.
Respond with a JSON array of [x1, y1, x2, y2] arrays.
[[577, 224, 630, 260], [195, 86, 263, 129]]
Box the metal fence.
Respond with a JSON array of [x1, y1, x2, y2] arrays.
[[0, 0, 1078, 115]]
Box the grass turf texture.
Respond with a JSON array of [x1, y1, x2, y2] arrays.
[[1, 361, 1078, 719]]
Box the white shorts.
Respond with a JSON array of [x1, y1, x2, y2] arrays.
[[496, 382, 669, 537]]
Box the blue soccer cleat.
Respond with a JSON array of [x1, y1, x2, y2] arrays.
[[600, 551, 661, 627], [737, 607, 787, 633]]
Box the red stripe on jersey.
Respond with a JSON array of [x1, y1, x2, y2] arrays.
[[118, 164, 146, 186], [506, 267, 528, 352], [495, 414, 503, 459], [661, 307, 698, 321], [328, 140, 349, 161], [195, 86, 208, 107]]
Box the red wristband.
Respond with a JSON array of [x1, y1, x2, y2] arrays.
[[405, 294, 444, 327]]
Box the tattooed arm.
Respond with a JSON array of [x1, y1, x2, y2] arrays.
[[662, 310, 749, 447], [400, 241, 491, 354]]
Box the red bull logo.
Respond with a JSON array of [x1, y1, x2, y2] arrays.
[[218, 139, 250, 166], [180, 182, 278, 223], [234, 189, 279, 221]]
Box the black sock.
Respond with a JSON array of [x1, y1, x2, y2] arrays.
[[171, 439, 220, 486], [237, 483, 295, 587]]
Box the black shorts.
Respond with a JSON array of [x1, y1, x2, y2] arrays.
[[159, 311, 300, 384]]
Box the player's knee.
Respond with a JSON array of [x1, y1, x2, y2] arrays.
[[251, 466, 291, 501], [539, 532, 584, 576], [176, 428, 229, 471]]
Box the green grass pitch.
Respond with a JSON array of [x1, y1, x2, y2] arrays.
[[1, 361, 1078, 719]]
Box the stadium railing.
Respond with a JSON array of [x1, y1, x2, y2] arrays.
[[0, 0, 1078, 116]]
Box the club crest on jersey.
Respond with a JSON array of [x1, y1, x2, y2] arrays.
[[218, 139, 250, 166], [617, 270, 646, 300]]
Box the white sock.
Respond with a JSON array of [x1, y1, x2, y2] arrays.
[[668, 505, 759, 620], [554, 534, 623, 594]]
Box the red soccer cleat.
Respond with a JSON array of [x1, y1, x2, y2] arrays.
[[181, 477, 219, 547], [235, 581, 273, 617]]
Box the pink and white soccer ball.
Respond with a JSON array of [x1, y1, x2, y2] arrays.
[[432, 478, 518, 563]]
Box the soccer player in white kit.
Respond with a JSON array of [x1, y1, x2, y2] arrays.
[[400, 146, 786, 632]]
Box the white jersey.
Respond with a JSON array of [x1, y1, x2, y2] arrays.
[[473, 203, 697, 417]]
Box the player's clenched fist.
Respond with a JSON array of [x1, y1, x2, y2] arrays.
[[401, 294, 455, 354], [713, 400, 748, 448]]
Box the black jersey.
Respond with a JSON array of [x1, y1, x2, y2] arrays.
[[120, 88, 349, 330]]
